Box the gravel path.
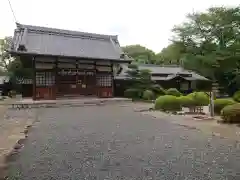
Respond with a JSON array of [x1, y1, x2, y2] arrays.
[[7, 103, 240, 180]]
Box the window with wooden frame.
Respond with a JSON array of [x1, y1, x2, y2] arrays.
[[36, 72, 55, 87], [97, 74, 112, 87]]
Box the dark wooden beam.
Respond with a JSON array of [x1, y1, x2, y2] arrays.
[[188, 81, 191, 90], [59, 61, 91, 65], [95, 64, 112, 67], [94, 61, 98, 97], [9, 51, 132, 63], [111, 62, 114, 97], [32, 56, 36, 100], [55, 57, 59, 98], [94, 61, 97, 71], [35, 61, 56, 64]]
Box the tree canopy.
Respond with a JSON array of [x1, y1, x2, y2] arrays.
[[171, 6, 240, 94], [122, 45, 157, 64], [0, 36, 13, 74], [156, 42, 185, 65], [122, 6, 240, 95], [0, 37, 32, 80]]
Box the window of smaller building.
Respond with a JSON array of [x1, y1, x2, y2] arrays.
[[180, 82, 189, 90], [191, 81, 196, 89]]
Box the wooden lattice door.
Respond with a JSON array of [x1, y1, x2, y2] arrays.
[[96, 73, 113, 97], [35, 71, 56, 99], [58, 72, 77, 96], [76, 71, 96, 96], [57, 69, 96, 96]]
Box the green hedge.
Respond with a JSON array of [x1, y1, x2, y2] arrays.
[[233, 91, 240, 102], [187, 92, 209, 106], [155, 95, 182, 111], [166, 88, 182, 97], [178, 96, 195, 107], [142, 90, 155, 100], [221, 103, 240, 123], [124, 88, 142, 99], [214, 98, 236, 114]]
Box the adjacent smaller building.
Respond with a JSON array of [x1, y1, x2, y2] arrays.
[[114, 64, 211, 96]]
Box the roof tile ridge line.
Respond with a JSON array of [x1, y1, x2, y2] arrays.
[[22, 23, 115, 39], [19, 23, 118, 41], [27, 28, 111, 41]]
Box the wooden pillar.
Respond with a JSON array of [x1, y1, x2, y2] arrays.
[[76, 59, 78, 96], [111, 62, 114, 97], [75, 59, 78, 77], [32, 56, 36, 100], [177, 78, 181, 91], [54, 57, 58, 99], [188, 81, 191, 90], [94, 61, 98, 97]]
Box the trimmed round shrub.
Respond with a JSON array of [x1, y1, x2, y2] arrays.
[[178, 95, 195, 107], [221, 103, 240, 123], [142, 90, 155, 100], [150, 84, 166, 96], [187, 92, 209, 106], [155, 95, 182, 111], [166, 88, 182, 97], [233, 91, 240, 102], [124, 88, 142, 99], [214, 98, 236, 114]]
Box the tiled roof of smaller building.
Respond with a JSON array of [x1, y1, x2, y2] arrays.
[[115, 64, 209, 81], [11, 23, 131, 62]]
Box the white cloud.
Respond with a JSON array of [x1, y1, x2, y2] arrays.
[[0, 0, 238, 52]]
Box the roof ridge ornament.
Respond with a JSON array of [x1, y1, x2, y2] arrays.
[[17, 27, 27, 51]]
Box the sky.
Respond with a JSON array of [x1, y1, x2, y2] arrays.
[[0, 0, 238, 53]]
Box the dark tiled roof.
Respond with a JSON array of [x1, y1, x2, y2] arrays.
[[11, 23, 131, 61], [115, 64, 209, 81]]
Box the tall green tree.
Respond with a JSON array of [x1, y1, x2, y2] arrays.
[[0, 36, 32, 84], [122, 45, 157, 64], [0, 36, 13, 74], [172, 6, 240, 95], [156, 42, 185, 65]]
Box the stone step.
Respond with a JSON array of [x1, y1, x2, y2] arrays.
[[4, 98, 131, 109]]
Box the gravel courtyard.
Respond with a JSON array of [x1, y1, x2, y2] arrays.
[[7, 103, 240, 180]]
